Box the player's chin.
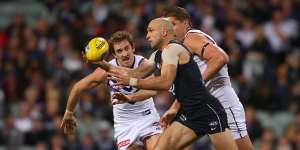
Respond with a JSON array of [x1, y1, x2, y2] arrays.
[[121, 61, 131, 67]]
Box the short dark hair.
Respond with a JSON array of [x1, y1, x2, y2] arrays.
[[163, 6, 191, 23], [109, 31, 134, 54]]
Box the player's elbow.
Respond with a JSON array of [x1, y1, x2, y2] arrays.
[[72, 82, 84, 93], [160, 80, 173, 90], [94, 67, 108, 80], [216, 52, 229, 65]]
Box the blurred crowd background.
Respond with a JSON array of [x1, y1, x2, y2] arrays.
[[0, 0, 299, 150]]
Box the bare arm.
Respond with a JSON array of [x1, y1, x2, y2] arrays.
[[109, 44, 182, 90], [135, 63, 176, 90], [61, 68, 107, 134], [112, 89, 157, 104], [128, 90, 157, 102], [123, 75, 158, 102], [128, 59, 156, 78], [66, 68, 107, 112], [184, 33, 229, 82], [94, 59, 156, 79]]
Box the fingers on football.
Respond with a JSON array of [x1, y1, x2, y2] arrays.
[[112, 92, 122, 98], [111, 99, 120, 105], [112, 98, 125, 105]]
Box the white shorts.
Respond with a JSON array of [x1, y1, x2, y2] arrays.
[[114, 109, 162, 150], [225, 102, 248, 140]]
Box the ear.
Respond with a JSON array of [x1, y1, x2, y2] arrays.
[[132, 45, 135, 52], [112, 52, 116, 57], [183, 19, 190, 28], [162, 28, 168, 37]]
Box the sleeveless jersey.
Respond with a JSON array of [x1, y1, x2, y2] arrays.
[[186, 29, 240, 107], [153, 40, 212, 109], [108, 55, 156, 123]]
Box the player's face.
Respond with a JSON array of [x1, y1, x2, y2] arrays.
[[146, 22, 163, 49], [112, 40, 135, 68], [167, 17, 187, 41]]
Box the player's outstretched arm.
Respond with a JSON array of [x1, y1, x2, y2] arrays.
[[90, 58, 156, 79], [61, 68, 107, 135], [109, 62, 176, 90], [112, 89, 157, 105], [134, 63, 176, 90], [184, 33, 229, 82], [109, 45, 179, 90]]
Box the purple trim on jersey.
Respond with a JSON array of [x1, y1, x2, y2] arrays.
[[138, 58, 144, 66]]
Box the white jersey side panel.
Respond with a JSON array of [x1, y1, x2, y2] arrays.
[[108, 55, 156, 123]]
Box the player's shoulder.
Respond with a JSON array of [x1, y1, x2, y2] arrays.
[[133, 54, 145, 60], [133, 54, 146, 66], [185, 29, 216, 44], [108, 58, 117, 65], [167, 40, 187, 51]]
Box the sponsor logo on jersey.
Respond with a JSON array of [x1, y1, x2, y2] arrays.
[[152, 122, 159, 126], [152, 122, 161, 130], [118, 139, 130, 148], [209, 121, 219, 131], [142, 109, 151, 116]]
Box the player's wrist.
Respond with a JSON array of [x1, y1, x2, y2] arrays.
[[65, 109, 74, 115], [129, 78, 138, 86], [127, 94, 133, 102]]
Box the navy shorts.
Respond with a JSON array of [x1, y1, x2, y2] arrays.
[[174, 97, 228, 136]]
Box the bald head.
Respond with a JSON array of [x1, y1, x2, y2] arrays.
[[149, 18, 174, 34], [146, 18, 175, 49]]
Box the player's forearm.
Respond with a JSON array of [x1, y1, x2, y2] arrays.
[[65, 85, 82, 112], [169, 99, 181, 112], [65, 79, 102, 112], [127, 65, 156, 79], [134, 77, 172, 90], [97, 61, 151, 79], [129, 69, 151, 79], [95, 61, 114, 72], [128, 90, 157, 102], [202, 54, 229, 82]]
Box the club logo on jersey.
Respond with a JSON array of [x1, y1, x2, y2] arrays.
[[109, 80, 136, 94], [169, 84, 175, 95], [156, 63, 161, 69], [179, 114, 187, 121], [123, 86, 133, 92]]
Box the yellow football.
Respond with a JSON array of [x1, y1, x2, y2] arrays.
[[85, 37, 109, 61]]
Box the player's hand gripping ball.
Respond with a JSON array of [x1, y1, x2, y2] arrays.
[[85, 37, 109, 61]]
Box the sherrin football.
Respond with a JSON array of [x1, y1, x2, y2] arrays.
[[85, 37, 109, 61]]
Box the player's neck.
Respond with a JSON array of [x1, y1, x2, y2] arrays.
[[161, 37, 173, 50]]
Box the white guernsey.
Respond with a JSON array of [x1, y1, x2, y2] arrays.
[[108, 55, 162, 149], [187, 29, 248, 139]]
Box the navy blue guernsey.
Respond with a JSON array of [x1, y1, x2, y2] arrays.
[[153, 40, 228, 135], [154, 40, 211, 109]]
